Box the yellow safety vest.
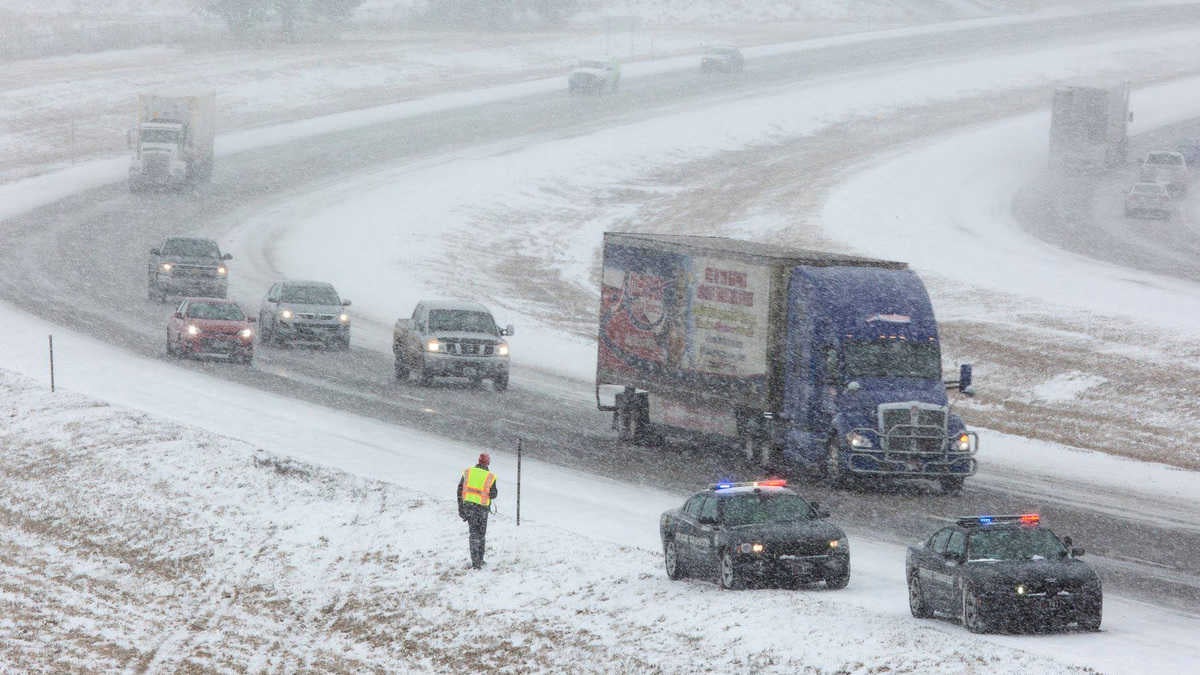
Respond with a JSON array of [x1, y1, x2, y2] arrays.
[[461, 467, 496, 507]]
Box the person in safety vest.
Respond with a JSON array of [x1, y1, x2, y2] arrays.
[[457, 452, 498, 569]]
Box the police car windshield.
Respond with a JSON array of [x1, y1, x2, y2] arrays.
[[968, 528, 1066, 562], [721, 493, 813, 526], [844, 340, 941, 379]]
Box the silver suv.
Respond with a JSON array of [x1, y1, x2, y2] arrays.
[[258, 280, 351, 349]]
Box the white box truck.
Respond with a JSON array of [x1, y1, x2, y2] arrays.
[[128, 92, 215, 191]]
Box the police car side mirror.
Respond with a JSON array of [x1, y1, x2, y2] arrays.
[[810, 502, 831, 519]]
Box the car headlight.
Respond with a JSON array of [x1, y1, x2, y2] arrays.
[[216, 266, 227, 276], [955, 433, 972, 452], [1015, 584, 1027, 596], [495, 342, 509, 357], [425, 338, 441, 352], [737, 542, 765, 554], [338, 313, 350, 324], [829, 538, 847, 550], [239, 328, 253, 339], [186, 324, 200, 336], [847, 431, 873, 449], [279, 309, 293, 321], [159, 262, 172, 273]]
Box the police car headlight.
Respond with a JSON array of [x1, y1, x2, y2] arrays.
[[829, 538, 847, 550], [738, 542, 765, 554], [956, 433, 972, 452], [847, 431, 873, 449], [1015, 584, 1027, 596]]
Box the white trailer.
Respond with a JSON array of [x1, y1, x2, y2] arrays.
[[128, 92, 216, 191]]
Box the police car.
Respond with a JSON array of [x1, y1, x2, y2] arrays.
[[659, 480, 850, 590], [906, 514, 1102, 633]]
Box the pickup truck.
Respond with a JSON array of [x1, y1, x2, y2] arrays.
[[148, 236, 231, 302], [393, 300, 513, 391]]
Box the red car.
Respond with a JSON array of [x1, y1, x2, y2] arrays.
[[167, 297, 255, 364]]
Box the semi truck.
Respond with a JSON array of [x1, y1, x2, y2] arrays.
[[596, 233, 977, 491], [1048, 82, 1131, 174], [128, 92, 216, 191]]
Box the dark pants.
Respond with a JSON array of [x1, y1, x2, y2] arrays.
[[464, 504, 489, 567]]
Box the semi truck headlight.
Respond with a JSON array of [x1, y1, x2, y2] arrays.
[[495, 342, 509, 356], [186, 324, 200, 336], [956, 433, 971, 452], [425, 338, 441, 352], [239, 328, 253, 339], [338, 313, 350, 324], [280, 309, 293, 320], [216, 266, 227, 276], [738, 542, 764, 554], [847, 431, 873, 448], [159, 263, 172, 272]]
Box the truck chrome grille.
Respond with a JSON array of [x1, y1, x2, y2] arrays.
[[878, 403, 947, 454], [438, 338, 495, 356]]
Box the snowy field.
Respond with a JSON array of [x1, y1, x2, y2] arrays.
[[4, 0, 1200, 672]]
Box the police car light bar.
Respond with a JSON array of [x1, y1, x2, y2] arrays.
[[956, 513, 1040, 527], [710, 479, 788, 490]]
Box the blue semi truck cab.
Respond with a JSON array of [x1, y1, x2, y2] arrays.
[[597, 233, 977, 491]]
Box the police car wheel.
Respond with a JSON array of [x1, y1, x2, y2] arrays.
[[664, 540, 685, 580], [719, 550, 744, 590], [1079, 608, 1102, 632], [908, 573, 931, 617], [825, 569, 850, 590], [962, 585, 988, 633]]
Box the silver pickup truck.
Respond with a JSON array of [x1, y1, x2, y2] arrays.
[[393, 300, 513, 391]]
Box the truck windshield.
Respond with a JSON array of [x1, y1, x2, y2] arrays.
[[843, 340, 941, 379], [162, 239, 221, 258], [141, 128, 181, 143], [721, 493, 814, 526], [428, 310, 496, 333]]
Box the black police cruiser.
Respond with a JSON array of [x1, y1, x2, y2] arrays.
[[659, 480, 850, 590], [906, 514, 1102, 633]]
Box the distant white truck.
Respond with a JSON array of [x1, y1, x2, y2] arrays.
[[1138, 150, 1189, 197], [128, 92, 215, 192]]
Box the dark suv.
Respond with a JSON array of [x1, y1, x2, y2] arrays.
[[148, 237, 231, 302]]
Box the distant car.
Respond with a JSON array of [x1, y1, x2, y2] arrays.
[[700, 44, 744, 73], [1175, 137, 1200, 166], [906, 514, 1102, 633], [1124, 181, 1173, 219], [568, 58, 620, 94], [659, 479, 849, 590], [167, 297, 255, 364], [1138, 150, 1189, 197], [148, 237, 231, 302], [258, 280, 351, 350]]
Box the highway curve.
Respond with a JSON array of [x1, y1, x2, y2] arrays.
[[3, 4, 1200, 614]]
